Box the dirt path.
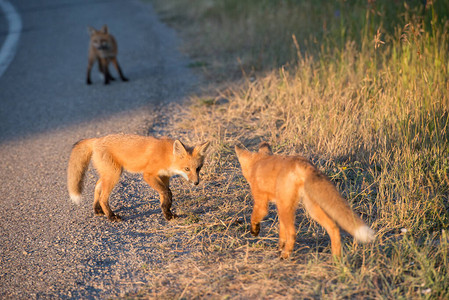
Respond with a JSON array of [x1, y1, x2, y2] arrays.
[[0, 0, 197, 298]]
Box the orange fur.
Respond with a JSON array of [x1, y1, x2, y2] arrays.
[[235, 142, 374, 258], [86, 25, 128, 84], [67, 134, 209, 221]]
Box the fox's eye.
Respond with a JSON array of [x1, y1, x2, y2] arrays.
[[184, 167, 190, 172]]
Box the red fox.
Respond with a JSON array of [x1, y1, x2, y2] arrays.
[[86, 25, 128, 85], [235, 142, 375, 259], [67, 134, 210, 221]]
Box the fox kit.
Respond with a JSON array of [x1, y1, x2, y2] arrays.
[[67, 134, 210, 221], [86, 25, 128, 85], [235, 142, 374, 259]]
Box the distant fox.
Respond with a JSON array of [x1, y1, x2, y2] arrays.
[[235, 142, 375, 259], [86, 25, 128, 85], [67, 134, 210, 221]]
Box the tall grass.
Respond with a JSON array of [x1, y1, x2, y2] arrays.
[[148, 0, 449, 298], [154, 0, 449, 74]]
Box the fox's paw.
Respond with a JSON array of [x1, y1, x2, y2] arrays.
[[94, 207, 105, 216], [164, 212, 178, 221], [108, 214, 122, 222], [278, 240, 286, 251], [250, 223, 260, 236], [86, 78, 92, 85], [121, 76, 129, 82], [280, 250, 292, 260]]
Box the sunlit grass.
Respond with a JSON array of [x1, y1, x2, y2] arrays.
[[143, 0, 449, 298]]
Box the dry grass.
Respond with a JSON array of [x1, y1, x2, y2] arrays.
[[127, 1, 449, 298]]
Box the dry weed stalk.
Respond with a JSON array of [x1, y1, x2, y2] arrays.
[[135, 1, 449, 298]]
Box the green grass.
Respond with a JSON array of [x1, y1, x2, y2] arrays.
[[136, 0, 449, 298]]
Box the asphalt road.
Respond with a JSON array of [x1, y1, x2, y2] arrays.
[[0, 0, 196, 298]]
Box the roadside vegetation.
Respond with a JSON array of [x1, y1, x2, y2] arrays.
[[133, 0, 449, 298]]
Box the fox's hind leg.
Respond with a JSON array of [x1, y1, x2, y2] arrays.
[[278, 221, 286, 251], [92, 154, 122, 221], [97, 173, 121, 221], [303, 196, 341, 258], [93, 179, 104, 215]]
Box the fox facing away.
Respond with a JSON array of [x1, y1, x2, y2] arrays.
[[235, 142, 375, 259], [67, 134, 210, 221], [86, 25, 128, 85]]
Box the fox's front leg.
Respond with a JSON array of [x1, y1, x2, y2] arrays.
[[277, 209, 296, 259], [98, 58, 112, 84], [111, 57, 129, 82], [86, 57, 94, 84], [144, 174, 177, 220], [104, 60, 116, 82], [250, 194, 269, 236], [277, 192, 298, 259]]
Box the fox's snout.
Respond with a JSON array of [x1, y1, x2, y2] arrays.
[[98, 42, 110, 50], [188, 173, 200, 186], [172, 139, 210, 187], [176, 169, 201, 186], [92, 39, 111, 51]]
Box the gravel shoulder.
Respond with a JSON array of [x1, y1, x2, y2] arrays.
[[0, 0, 198, 298]]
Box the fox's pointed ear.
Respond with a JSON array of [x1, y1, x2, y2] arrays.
[[100, 24, 108, 34], [235, 145, 249, 160], [258, 142, 272, 155], [234, 145, 243, 158], [195, 141, 210, 157], [173, 140, 188, 158], [87, 26, 96, 36], [235, 145, 251, 171]]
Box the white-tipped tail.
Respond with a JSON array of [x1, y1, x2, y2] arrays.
[[354, 225, 375, 243], [70, 194, 82, 205]]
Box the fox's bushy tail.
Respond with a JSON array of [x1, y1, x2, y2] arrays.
[[67, 139, 95, 204], [304, 171, 375, 243]]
